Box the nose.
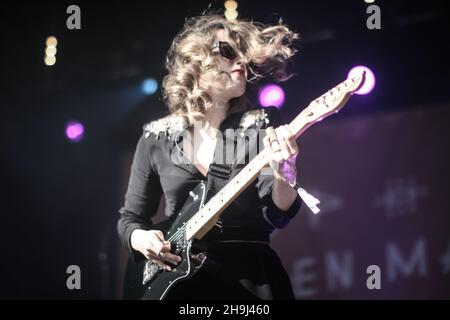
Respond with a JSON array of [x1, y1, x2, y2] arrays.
[[234, 60, 243, 68]]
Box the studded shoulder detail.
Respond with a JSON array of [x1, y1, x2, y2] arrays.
[[143, 115, 188, 140]]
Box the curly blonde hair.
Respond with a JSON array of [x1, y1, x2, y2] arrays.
[[162, 13, 299, 124]]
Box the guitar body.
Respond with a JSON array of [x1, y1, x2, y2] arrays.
[[123, 181, 209, 300]]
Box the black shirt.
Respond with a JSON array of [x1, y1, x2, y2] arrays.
[[117, 106, 302, 263]]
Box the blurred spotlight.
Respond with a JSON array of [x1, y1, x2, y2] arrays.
[[46, 36, 58, 47], [224, 0, 238, 10], [259, 84, 285, 108], [66, 121, 84, 142], [364, 0, 375, 3], [224, 10, 238, 20], [224, 0, 238, 20], [347, 65, 375, 95], [141, 78, 158, 95], [44, 55, 56, 66], [44, 35, 58, 67], [45, 46, 57, 56]]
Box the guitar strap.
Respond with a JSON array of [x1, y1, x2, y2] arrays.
[[203, 129, 237, 233], [204, 128, 236, 201], [202, 163, 232, 237], [205, 163, 233, 193]]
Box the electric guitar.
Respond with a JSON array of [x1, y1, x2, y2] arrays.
[[123, 72, 366, 299]]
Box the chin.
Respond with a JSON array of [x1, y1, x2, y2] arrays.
[[227, 83, 246, 99]]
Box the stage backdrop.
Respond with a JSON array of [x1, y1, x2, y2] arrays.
[[271, 105, 450, 299], [117, 105, 450, 299]]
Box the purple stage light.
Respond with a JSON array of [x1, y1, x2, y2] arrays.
[[66, 121, 84, 142], [347, 65, 375, 95], [259, 84, 285, 108]]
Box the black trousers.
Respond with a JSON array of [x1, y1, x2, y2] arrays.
[[165, 241, 295, 300]]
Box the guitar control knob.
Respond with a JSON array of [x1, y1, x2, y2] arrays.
[[189, 191, 199, 201]]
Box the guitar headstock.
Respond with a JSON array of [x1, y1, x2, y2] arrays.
[[294, 71, 366, 131]]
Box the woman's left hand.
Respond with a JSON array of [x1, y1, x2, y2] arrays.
[[263, 125, 299, 186]]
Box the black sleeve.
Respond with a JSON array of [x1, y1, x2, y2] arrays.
[[117, 133, 163, 262], [256, 107, 302, 229]]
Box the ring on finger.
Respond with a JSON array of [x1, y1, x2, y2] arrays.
[[270, 139, 279, 146]]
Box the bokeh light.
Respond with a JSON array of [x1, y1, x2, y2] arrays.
[[142, 78, 158, 95], [44, 55, 56, 66], [259, 84, 286, 108], [347, 65, 376, 95], [65, 121, 84, 142], [46, 36, 58, 47]]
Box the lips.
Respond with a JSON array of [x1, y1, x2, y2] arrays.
[[231, 69, 244, 76]]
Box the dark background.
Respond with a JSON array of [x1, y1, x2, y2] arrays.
[[0, 0, 448, 299]]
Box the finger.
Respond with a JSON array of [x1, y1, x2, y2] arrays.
[[266, 127, 277, 144], [273, 149, 283, 163], [153, 230, 165, 242], [280, 125, 298, 156], [263, 136, 278, 167], [274, 128, 291, 160], [143, 250, 153, 260], [161, 252, 182, 264], [277, 126, 298, 157], [263, 134, 270, 150], [146, 250, 173, 271], [152, 258, 172, 271], [275, 127, 292, 159], [264, 128, 275, 161], [154, 241, 170, 258], [161, 241, 171, 251], [263, 135, 275, 160], [266, 127, 281, 153]]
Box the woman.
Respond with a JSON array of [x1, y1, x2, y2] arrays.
[[118, 13, 302, 299]]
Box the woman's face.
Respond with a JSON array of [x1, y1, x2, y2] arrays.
[[199, 29, 246, 104]]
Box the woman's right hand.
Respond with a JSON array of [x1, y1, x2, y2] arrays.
[[130, 229, 182, 271]]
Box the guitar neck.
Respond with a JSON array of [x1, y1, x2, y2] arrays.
[[185, 72, 365, 240]]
